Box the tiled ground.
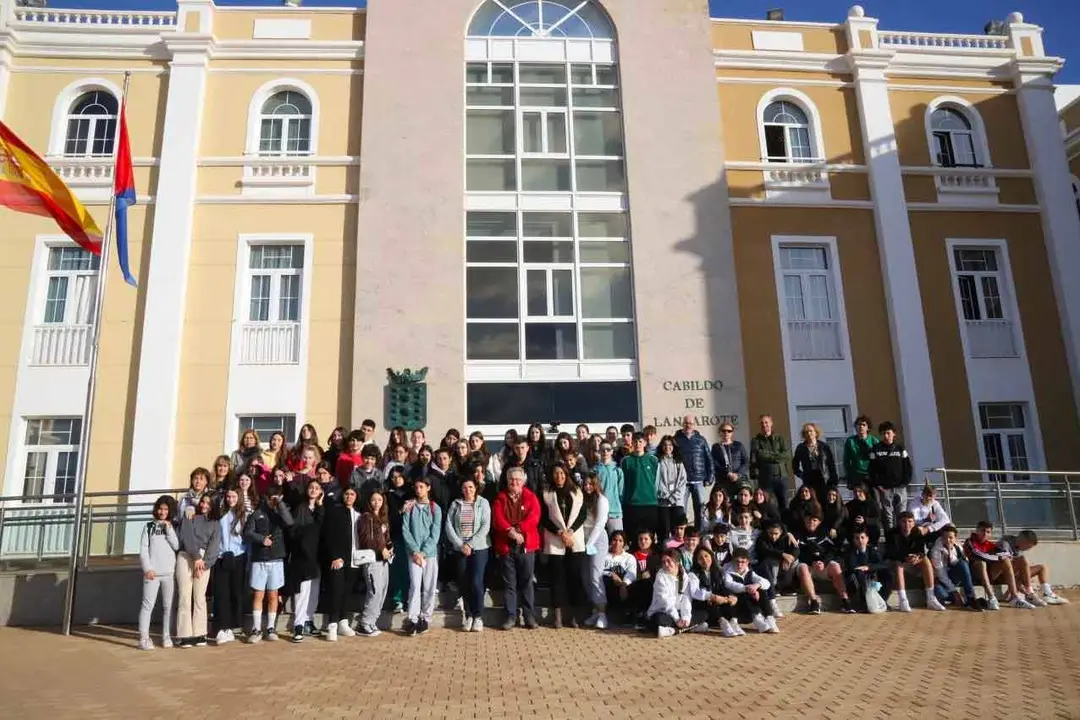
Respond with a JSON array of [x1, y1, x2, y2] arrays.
[[0, 595, 1078, 719]]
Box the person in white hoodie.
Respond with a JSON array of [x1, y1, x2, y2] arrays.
[[138, 496, 180, 651], [908, 484, 951, 543], [647, 548, 724, 638], [723, 547, 779, 633], [929, 525, 981, 611], [580, 471, 611, 629]]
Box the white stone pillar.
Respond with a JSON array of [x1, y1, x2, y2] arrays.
[[846, 9, 944, 468], [1009, 15, 1080, 415], [0, 0, 13, 121], [126, 10, 212, 491]]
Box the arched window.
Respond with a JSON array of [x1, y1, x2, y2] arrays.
[[468, 0, 614, 39], [64, 91, 118, 158], [762, 100, 813, 162], [258, 91, 313, 157], [930, 106, 978, 168]]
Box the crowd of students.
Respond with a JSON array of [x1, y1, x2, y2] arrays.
[[136, 414, 1069, 649]]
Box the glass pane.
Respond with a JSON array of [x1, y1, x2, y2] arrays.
[[44, 277, 68, 324], [547, 113, 568, 154], [957, 275, 980, 321], [764, 125, 787, 160], [576, 160, 625, 192], [26, 418, 80, 445], [466, 86, 514, 107], [806, 275, 833, 320], [788, 126, 813, 160], [467, 381, 638, 427], [982, 433, 1005, 471], [467, 267, 519, 318], [520, 87, 567, 107], [48, 247, 98, 272], [65, 118, 89, 156], [578, 213, 627, 237], [467, 324, 519, 360], [954, 133, 977, 166], [22, 452, 47, 499], [90, 118, 116, 156], [526, 269, 548, 316], [467, 159, 517, 191], [570, 64, 593, 85], [259, 118, 283, 154], [780, 246, 827, 270], [522, 112, 543, 154], [467, 111, 515, 155], [519, 64, 567, 85], [579, 241, 630, 263], [1007, 434, 1029, 472], [521, 160, 571, 191], [525, 323, 578, 360], [573, 88, 619, 108], [465, 63, 488, 83], [979, 403, 1024, 430], [582, 322, 635, 359], [523, 241, 575, 262], [522, 212, 572, 237], [238, 416, 297, 443], [580, 267, 632, 318], [467, 241, 518, 263], [783, 275, 805, 320], [249, 275, 271, 322], [574, 112, 624, 156], [251, 245, 302, 270], [595, 65, 618, 85], [552, 270, 574, 316], [278, 275, 300, 322], [25, 419, 42, 445], [490, 63, 514, 84], [980, 276, 1004, 319], [467, 212, 517, 237], [286, 119, 311, 154], [54, 451, 79, 499]]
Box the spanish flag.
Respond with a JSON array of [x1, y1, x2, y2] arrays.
[[0, 121, 103, 254]]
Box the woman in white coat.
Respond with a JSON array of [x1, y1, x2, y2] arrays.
[[647, 548, 722, 638], [541, 463, 586, 629], [580, 471, 610, 630]]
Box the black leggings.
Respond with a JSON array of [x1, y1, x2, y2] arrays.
[[212, 553, 247, 633], [323, 565, 361, 624], [547, 552, 585, 609]]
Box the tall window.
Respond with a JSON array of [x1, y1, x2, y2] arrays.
[[237, 415, 296, 447], [952, 247, 1017, 358], [762, 101, 813, 162], [42, 247, 100, 326], [21, 418, 82, 501], [248, 245, 303, 323], [258, 91, 312, 157], [778, 245, 842, 360], [979, 403, 1031, 480], [64, 91, 118, 158], [931, 107, 978, 168]]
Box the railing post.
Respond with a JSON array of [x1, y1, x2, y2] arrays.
[[82, 505, 94, 568], [994, 477, 1007, 535], [940, 468, 952, 519], [1065, 475, 1079, 542], [36, 511, 47, 561], [0, 505, 6, 560]]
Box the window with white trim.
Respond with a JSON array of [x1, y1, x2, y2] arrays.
[[41, 247, 99, 326], [931, 107, 978, 168], [951, 247, 1018, 358], [777, 245, 842, 360], [237, 415, 296, 447], [258, 91, 312, 157], [762, 100, 814, 163], [978, 403, 1031, 480], [248, 245, 303, 323], [21, 418, 82, 501], [64, 91, 117, 158], [795, 405, 849, 480]]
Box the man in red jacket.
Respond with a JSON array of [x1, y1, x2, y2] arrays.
[[492, 467, 541, 630]]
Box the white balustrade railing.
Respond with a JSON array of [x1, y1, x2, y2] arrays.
[[765, 167, 829, 187], [13, 8, 177, 27], [937, 172, 995, 190], [239, 322, 301, 365], [878, 31, 1009, 51], [965, 319, 1018, 358], [31, 324, 92, 367], [49, 159, 113, 184], [787, 320, 843, 360], [0, 505, 75, 560], [244, 163, 314, 181]]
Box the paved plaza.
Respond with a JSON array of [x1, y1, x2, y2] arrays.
[[0, 595, 1078, 719]]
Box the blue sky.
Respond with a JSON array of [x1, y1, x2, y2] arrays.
[[39, 0, 1080, 83]]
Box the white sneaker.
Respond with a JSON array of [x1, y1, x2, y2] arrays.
[[657, 626, 676, 639], [898, 596, 912, 613], [1027, 593, 1047, 607], [730, 622, 746, 636], [138, 637, 154, 651], [463, 617, 475, 632], [688, 621, 710, 634], [214, 630, 230, 645], [247, 631, 262, 644], [766, 616, 780, 634], [751, 614, 770, 633], [594, 613, 608, 630], [326, 624, 338, 642], [718, 618, 739, 638], [472, 618, 484, 633], [162, 636, 173, 649], [583, 612, 599, 628], [338, 620, 356, 637], [926, 595, 946, 611], [987, 595, 1000, 611], [454, 597, 465, 611], [1010, 595, 1035, 610], [770, 599, 783, 619], [1044, 592, 1068, 605]]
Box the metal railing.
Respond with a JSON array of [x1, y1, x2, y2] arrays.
[[924, 468, 1080, 541]]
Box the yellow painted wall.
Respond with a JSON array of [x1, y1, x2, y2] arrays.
[[711, 21, 846, 54], [211, 9, 365, 42]]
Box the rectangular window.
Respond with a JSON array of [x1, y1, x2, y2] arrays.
[[777, 245, 842, 360], [951, 246, 1017, 358], [467, 110, 515, 155], [40, 247, 100, 326], [978, 403, 1031, 481], [467, 381, 639, 425], [248, 244, 304, 324], [237, 415, 297, 447], [22, 417, 82, 501], [795, 406, 849, 480]]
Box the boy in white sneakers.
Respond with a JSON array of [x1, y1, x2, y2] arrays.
[[723, 548, 778, 633], [965, 522, 1068, 608]]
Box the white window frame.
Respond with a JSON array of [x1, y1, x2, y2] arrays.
[[236, 415, 297, 449], [794, 405, 850, 481], [977, 402, 1035, 481], [947, 240, 1020, 359], [755, 88, 826, 164], [925, 96, 992, 169], [774, 243, 845, 361], [256, 91, 314, 158], [47, 78, 123, 157], [18, 417, 82, 502], [244, 79, 320, 157], [39, 246, 101, 326], [246, 244, 305, 324]]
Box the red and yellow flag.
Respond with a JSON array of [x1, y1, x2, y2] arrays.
[[0, 121, 103, 254]]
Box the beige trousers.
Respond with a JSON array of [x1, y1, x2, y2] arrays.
[[175, 552, 210, 638]]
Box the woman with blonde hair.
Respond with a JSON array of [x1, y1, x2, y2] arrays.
[[211, 455, 233, 492], [232, 429, 262, 471], [792, 423, 837, 504]]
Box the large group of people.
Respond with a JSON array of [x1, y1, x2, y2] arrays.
[[136, 413, 1069, 650]]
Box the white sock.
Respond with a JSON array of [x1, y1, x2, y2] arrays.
[[1042, 582, 1053, 596], [898, 590, 908, 602], [252, 610, 263, 632], [267, 612, 277, 631], [924, 589, 935, 602]]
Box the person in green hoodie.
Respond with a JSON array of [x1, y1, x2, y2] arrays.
[[843, 415, 877, 490], [620, 432, 659, 546]]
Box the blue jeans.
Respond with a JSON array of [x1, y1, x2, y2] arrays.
[[454, 548, 489, 619], [934, 561, 976, 604]]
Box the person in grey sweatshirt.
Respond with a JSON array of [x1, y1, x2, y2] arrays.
[[175, 493, 221, 648], [138, 496, 179, 651]]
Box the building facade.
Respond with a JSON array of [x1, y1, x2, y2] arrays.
[[0, 0, 1079, 499]]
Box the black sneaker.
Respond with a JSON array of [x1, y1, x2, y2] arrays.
[[808, 598, 822, 615], [194, 635, 208, 647], [840, 598, 856, 614], [416, 618, 429, 635], [177, 637, 192, 649], [357, 625, 379, 637], [305, 621, 322, 638], [967, 599, 985, 612], [292, 625, 305, 643], [402, 619, 418, 636], [523, 614, 539, 630]]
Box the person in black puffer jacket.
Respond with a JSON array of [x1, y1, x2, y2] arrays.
[[287, 478, 325, 642], [690, 545, 738, 631]]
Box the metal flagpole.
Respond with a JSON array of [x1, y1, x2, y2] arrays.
[[62, 71, 132, 636]]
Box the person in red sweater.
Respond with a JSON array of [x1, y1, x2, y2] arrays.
[[492, 466, 541, 631], [335, 430, 366, 487]]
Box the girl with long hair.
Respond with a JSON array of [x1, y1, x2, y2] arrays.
[[321, 485, 364, 640], [287, 478, 325, 642], [580, 471, 611, 630], [262, 432, 287, 473], [212, 487, 248, 645], [541, 463, 586, 629], [356, 489, 393, 636], [700, 485, 731, 540], [655, 435, 688, 546], [445, 477, 492, 632], [211, 455, 233, 492]]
